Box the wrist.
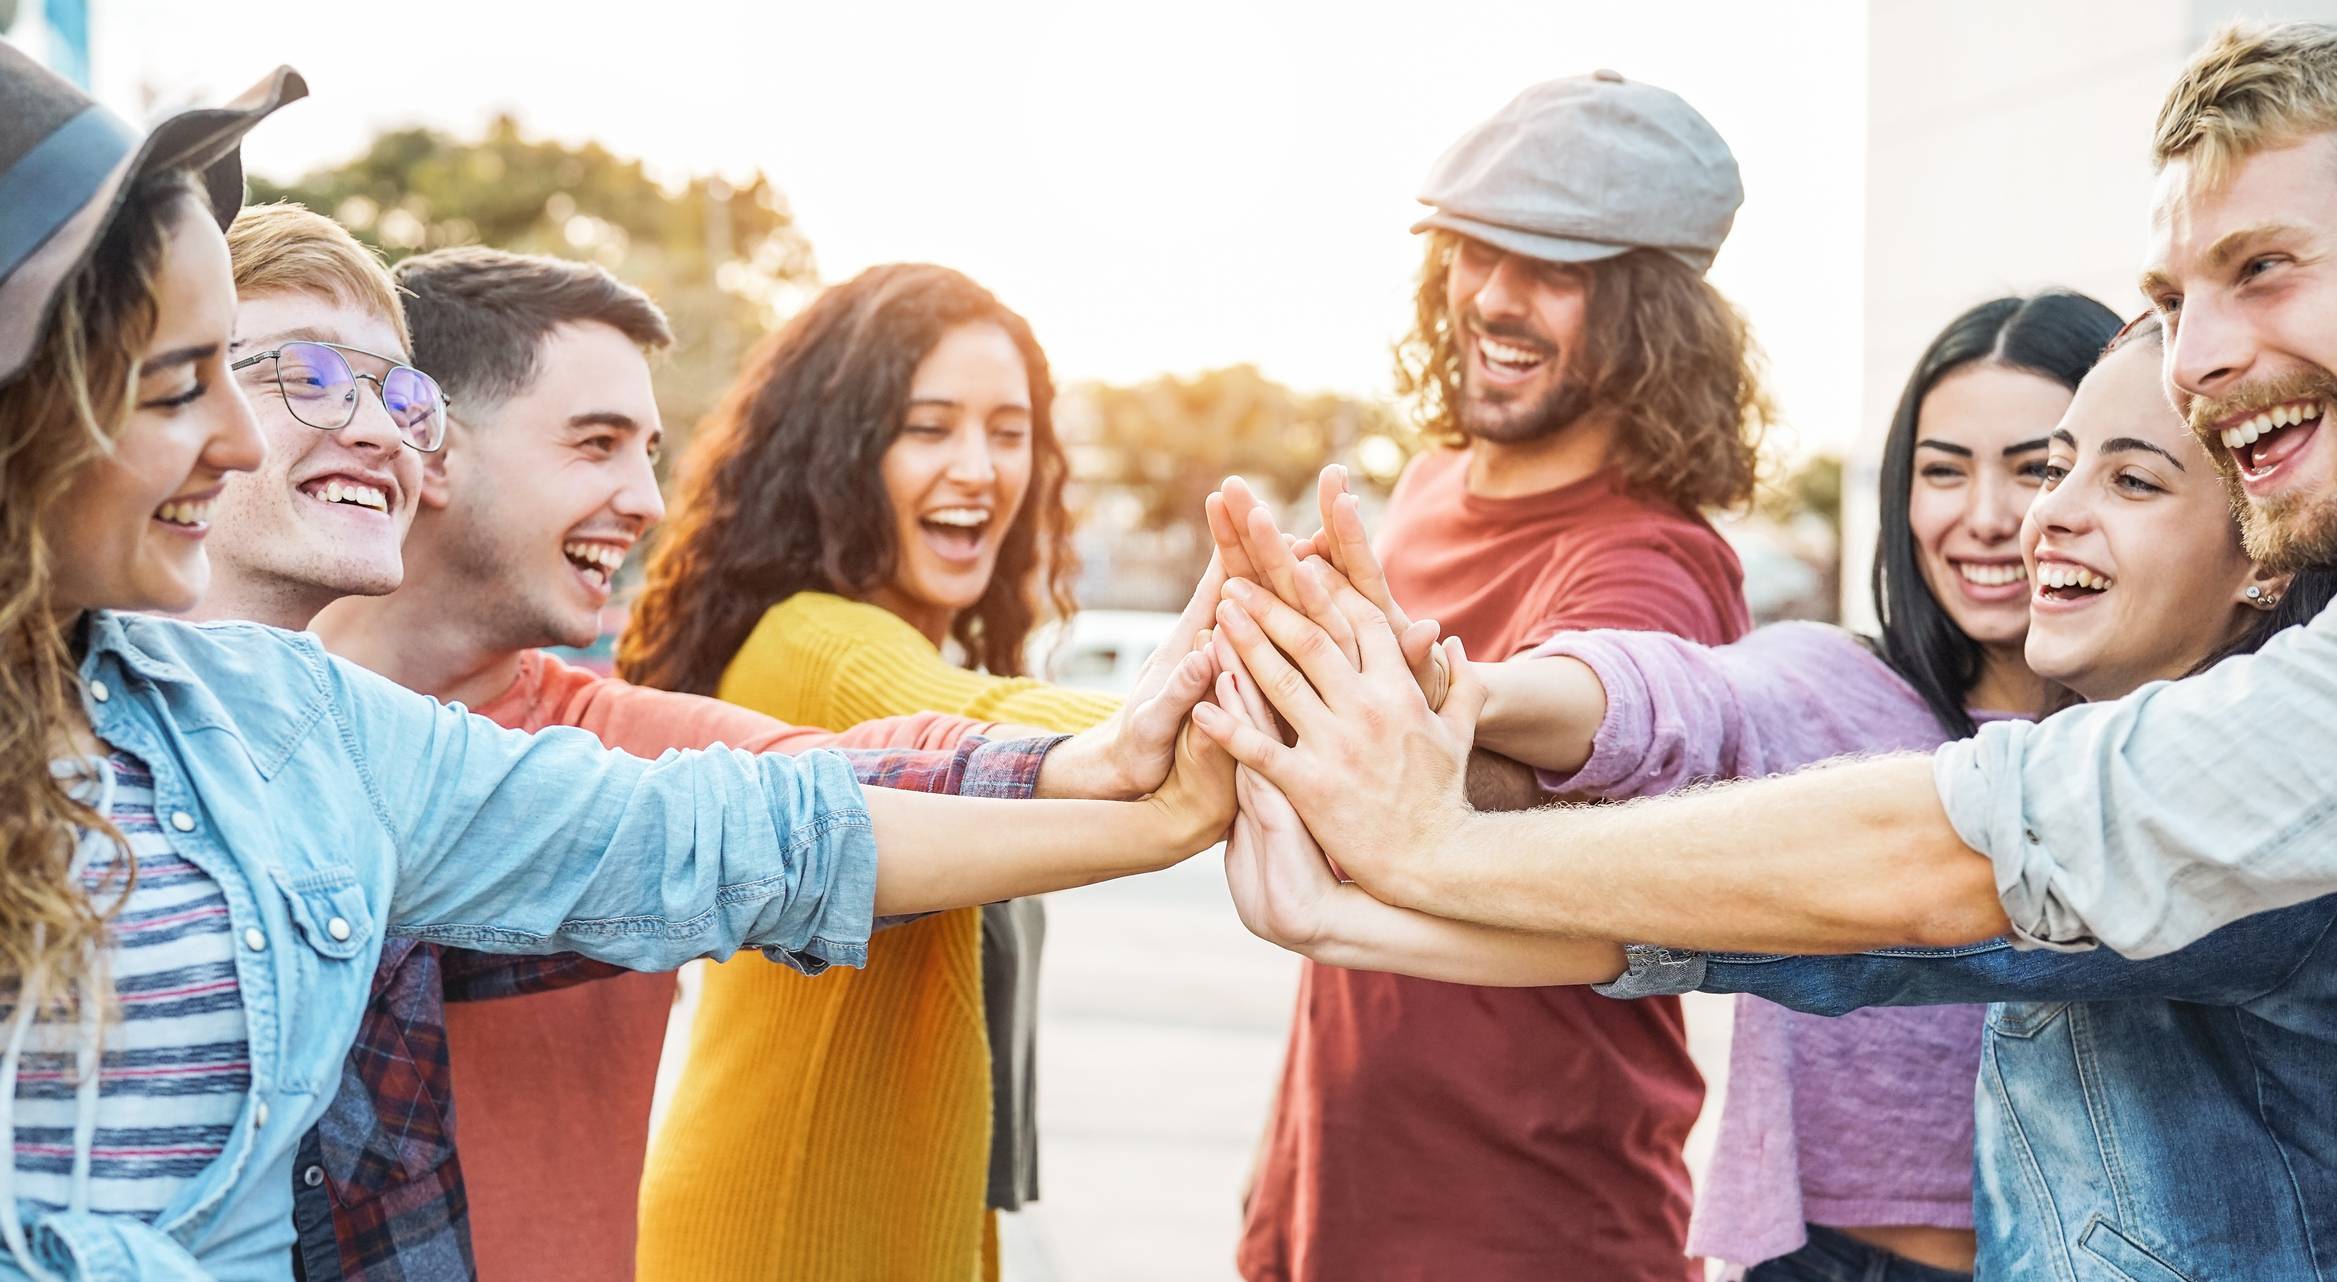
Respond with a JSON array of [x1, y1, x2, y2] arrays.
[[1034, 728, 1139, 800], [1374, 805, 1473, 915]]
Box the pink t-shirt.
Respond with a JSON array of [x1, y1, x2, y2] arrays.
[[1531, 621, 2009, 1270]]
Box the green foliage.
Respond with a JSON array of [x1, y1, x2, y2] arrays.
[[1759, 452, 1844, 531], [1064, 364, 1416, 531], [248, 115, 815, 451]]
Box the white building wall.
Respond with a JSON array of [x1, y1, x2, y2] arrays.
[[1846, 0, 2337, 627]]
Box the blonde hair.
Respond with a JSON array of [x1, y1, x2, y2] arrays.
[[228, 202, 410, 353], [0, 171, 206, 1015], [1392, 231, 1772, 513], [2154, 20, 2337, 186]]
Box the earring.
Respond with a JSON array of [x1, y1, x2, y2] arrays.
[[2247, 586, 2264, 600]]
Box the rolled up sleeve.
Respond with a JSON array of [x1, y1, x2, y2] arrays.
[[1932, 602, 2337, 959]]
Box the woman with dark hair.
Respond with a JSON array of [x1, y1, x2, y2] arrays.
[[1205, 290, 2118, 1281], [1199, 311, 2337, 1279], [627, 264, 1154, 1281]]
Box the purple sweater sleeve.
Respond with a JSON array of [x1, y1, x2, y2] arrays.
[[1526, 621, 1949, 799]]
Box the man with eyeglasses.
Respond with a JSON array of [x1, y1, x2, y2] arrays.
[[189, 206, 448, 630]]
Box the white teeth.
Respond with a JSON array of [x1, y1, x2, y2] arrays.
[[1478, 337, 1545, 367], [924, 508, 990, 529], [562, 540, 625, 572], [2037, 563, 2113, 592], [308, 479, 389, 512], [2221, 400, 2326, 451], [1957, 562, 2027, 586], [156, 498, 213, 527]]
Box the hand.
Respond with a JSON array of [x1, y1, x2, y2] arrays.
[[1140, 707, 1239, 861], [1037, 556, 1226, 800], [1217, 666, 1342, 951], [1190, 574, 1487, 899], [1208, 470, 1447, 709]]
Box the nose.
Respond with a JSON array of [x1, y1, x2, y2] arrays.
[[612, 448, 665, 526], [1468, 251, 1537, 325], [210, 369, 267, 475], [335, 376, 408, 457], [943, 424, 1000, 488], [2028, 467, 2093, 538], [1966, 470, 2029, 546], [2166, 294, 2256, 403]]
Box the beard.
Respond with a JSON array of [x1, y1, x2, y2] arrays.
[[1454, 341, 1598, 445], [2236, 477, 2337, 573]]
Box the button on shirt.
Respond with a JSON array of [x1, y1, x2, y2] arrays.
[[1933, 598, 2337, 958]]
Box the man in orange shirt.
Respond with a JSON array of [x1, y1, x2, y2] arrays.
[[199, 210, 1217, 1281]]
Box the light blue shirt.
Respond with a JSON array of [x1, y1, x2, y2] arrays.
[[10, 612, 877, 1281], [1933, 598, 2337, 958]]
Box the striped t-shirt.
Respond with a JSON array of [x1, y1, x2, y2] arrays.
[[6, 752, 251, 1219]]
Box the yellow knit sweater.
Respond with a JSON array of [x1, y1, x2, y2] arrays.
[[636, 592, 1119, 1282]]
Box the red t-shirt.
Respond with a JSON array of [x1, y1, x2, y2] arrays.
[[447, 650, 979, 1282], [1237, 449, 1750, 1282]]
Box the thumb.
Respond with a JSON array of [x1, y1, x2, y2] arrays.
[[1399, 618, 1439, 671], [1435, 636, 1487, 738]]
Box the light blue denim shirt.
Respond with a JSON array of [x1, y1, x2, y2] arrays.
[[9, 612, 878, 1281], [1933, 599, 2337, 959], [1601, 897, 2337, 1280]]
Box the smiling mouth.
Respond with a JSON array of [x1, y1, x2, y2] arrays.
[[919, 507, 992, 561], [2220, 398, 2327, 480], [562, 539, 627, 591], [1473, 331, 1551, 382], [154, 496, 216, 529], [2034, 562, 2113, 602], [1953, 559, 2027, 589], [298, 478, 391, 514]]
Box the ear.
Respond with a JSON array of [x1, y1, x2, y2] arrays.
[[2240, 563, 2293, 611], [417, 428, 456, 512]]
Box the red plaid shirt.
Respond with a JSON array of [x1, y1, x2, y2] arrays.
[[291, 732, 1059, 1282]]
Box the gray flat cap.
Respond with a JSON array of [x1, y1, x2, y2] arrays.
[[1412, 70, 1742, 274]]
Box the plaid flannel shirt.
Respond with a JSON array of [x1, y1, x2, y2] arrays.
[[291, 733, 1061, 1282]]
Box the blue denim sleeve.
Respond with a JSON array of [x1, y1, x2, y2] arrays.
[[325, 652, 878, 975], [1649, 897, 2337, 1016]]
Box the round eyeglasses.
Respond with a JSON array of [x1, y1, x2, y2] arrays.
[[230, 340, 450, 453]]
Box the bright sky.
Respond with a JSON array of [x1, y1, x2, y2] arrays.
[[87, 0, 1868, 456]]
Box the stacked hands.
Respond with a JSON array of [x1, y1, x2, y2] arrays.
[[1075, 461, 1490, 955]]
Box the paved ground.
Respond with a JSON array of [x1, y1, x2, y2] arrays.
[[655, 850, 1734, 1282]]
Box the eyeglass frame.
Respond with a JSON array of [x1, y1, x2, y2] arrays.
[[229, 340, 452, 453]]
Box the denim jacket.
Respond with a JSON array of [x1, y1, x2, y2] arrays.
[[7, 613, 878, 1282], [1601, 899, 2337, 1280]]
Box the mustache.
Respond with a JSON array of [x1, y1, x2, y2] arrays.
[[2186, 368, 2337, 438], [1464, 314, 1556, 354]]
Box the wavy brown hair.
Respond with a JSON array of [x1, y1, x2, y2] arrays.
[[1393, 231, 1774, 513], [0, 170, 205, 1012], [621, 264, 1076, 696]]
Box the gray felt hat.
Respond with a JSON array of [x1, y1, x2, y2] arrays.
[[1412, 69, 1742, 274]]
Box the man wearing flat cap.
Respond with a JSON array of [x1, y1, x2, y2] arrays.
[[1238, 71, 1774, 1282]]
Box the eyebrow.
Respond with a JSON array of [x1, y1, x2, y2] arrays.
[[568, 412, 641, 433], [2142, 222, 2315, 294], [2101, 436, 2187, 470], [235, 326, 412, 364], [141, 342, 219, 374], [906, 397, 1033, 414], [1914, 438, 1970, 457]]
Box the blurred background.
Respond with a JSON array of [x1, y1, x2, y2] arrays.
[[16, 0, 2337, 1275]]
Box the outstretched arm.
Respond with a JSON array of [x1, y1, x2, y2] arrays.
[[1194, 574, 2008, 956]]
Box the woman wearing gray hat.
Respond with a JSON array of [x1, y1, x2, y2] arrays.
[[0, 50, 1241, 1281]]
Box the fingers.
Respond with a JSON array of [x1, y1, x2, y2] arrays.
[[1313, 465, 1350, 576], [1191, 699, 1300, 780], [1205, 493, 1260, 586], [1436, 636, 1488, 736], [1328, 492, 1409, 631], [1399, 618, 1439, 671], [1219, 580, 1361, 721], [1240, 503, 1311, 613], [1311, 563, 1406, 675], [1131, 646, 1217, 746], [1287, 550, 1362, 670]]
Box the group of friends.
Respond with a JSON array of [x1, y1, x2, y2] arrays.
[[4, 16, 2337, 1282]]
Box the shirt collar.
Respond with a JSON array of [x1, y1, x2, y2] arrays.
[[80, 610, 198, 687]]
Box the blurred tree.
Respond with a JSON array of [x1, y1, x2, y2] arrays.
[[1758, 452, 1844, 532], [1062, 364, 1415, 531], [248, 115, 816, 455]]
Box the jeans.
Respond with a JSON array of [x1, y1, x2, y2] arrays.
[[1746, 1225, 1972, 1282]]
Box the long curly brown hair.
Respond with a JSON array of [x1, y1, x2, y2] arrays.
[[1392, 231, 1774, 513], [621, 264, 1077, 696], [0, 170, 205, 1011]]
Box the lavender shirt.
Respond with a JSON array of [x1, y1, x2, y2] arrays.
[[1528, 621, 2008, 1270]]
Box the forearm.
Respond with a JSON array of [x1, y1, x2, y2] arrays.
[[1470, 656, 1604, 773], [867, 789, 1204, 914], [1463, 749, 1545, 812], [1305, 885, 1627, 986], [1384, 753, 2011, 953]]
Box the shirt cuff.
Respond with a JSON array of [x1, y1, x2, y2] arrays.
[[1591, 943, 1707, 999], [960, 733, 1066, 800], [1932, 729, 2099, 953], [1521, 635, 1652, 796]]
